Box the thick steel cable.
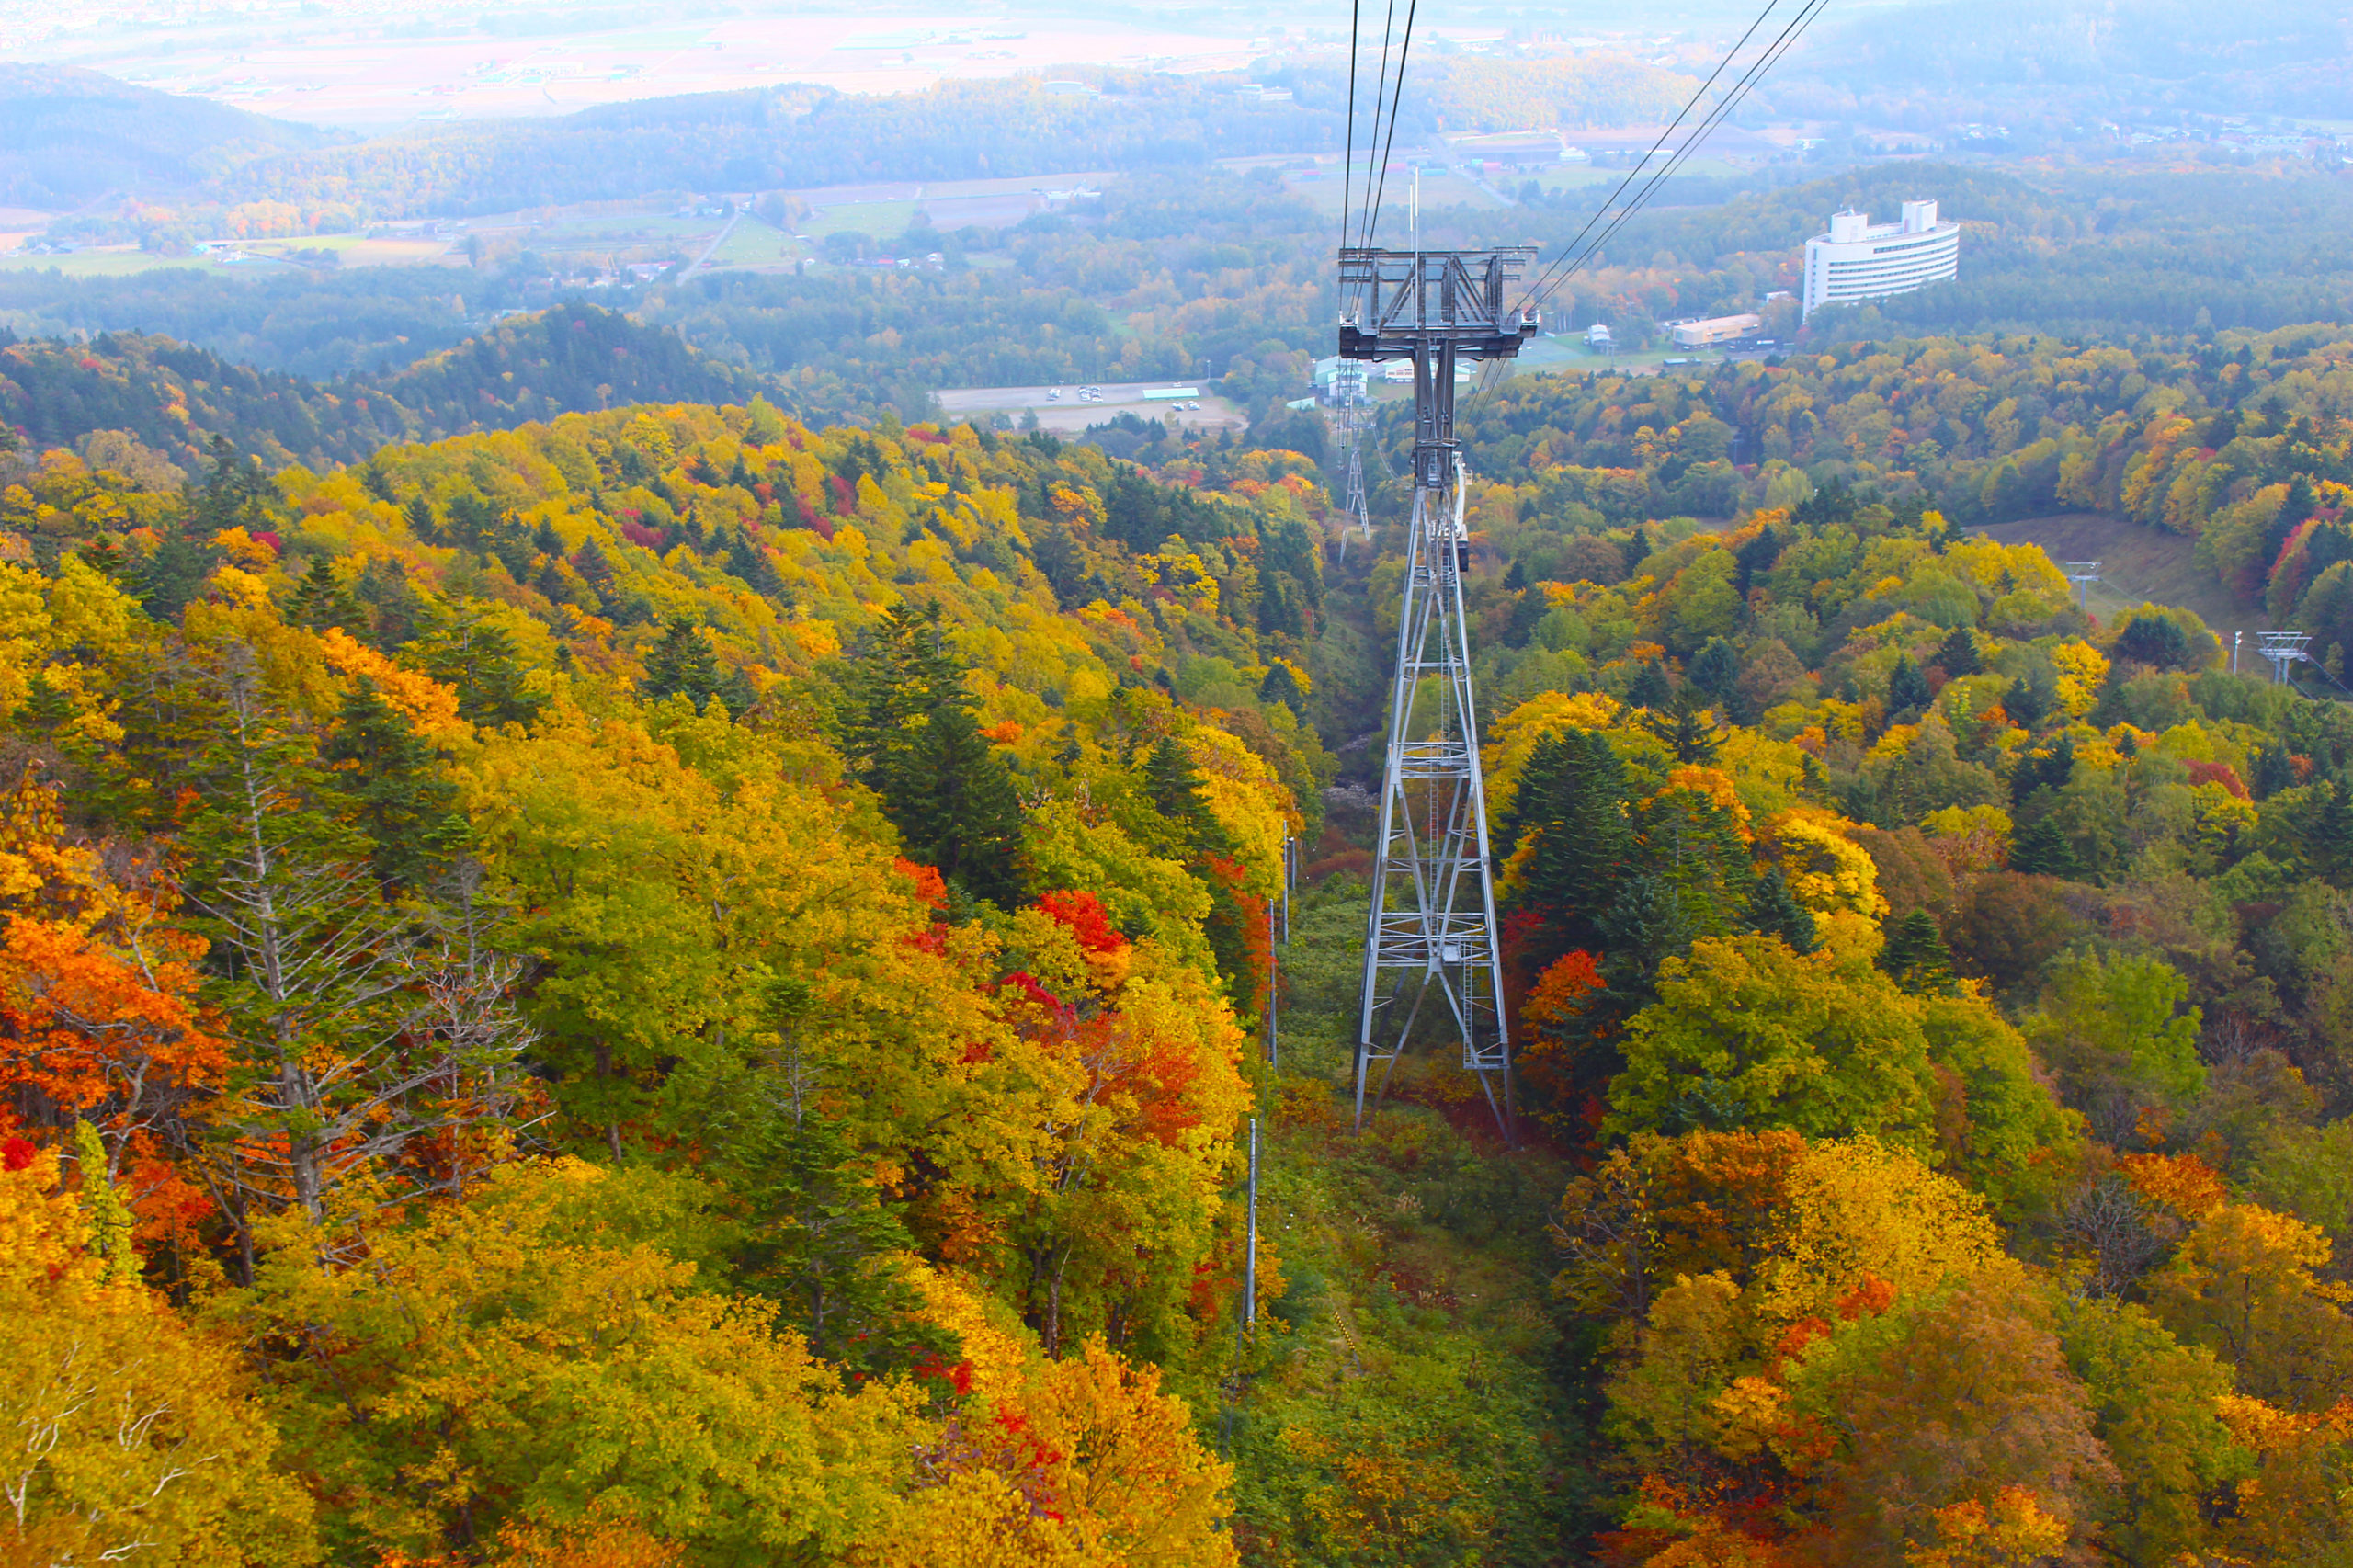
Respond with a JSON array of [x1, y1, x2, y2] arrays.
[[1341, 0, 1362, 251], [1359, 0, 1421, 250], [1529, 0, 1831, 311], [1513, 0, 1793, 315], [1459, 0, 1832, 427], [1355, 0, 1403, 249]]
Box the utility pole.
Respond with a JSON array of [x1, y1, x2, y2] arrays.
[[1337, 246, 1538, 1138], [1267, 892, 1279, 1070], [1242, 1115, 1258, 1334]]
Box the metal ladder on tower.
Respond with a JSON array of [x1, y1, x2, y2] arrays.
[[1337, 246, 1539, 1137]]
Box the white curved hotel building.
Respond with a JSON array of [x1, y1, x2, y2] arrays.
[[1801, 199, 1961, 318]]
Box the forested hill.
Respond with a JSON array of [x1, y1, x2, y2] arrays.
[[0, 301, 770, 473], [8, 381, 2353, 1557], [0, 63, 340, 210]]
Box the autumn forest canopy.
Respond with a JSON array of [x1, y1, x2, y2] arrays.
[[6, 10, 2353, 1563]]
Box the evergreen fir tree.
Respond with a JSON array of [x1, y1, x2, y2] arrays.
[[1688, 637, 1741, 702], [1626, 659, 1672, 710], [725, 529, 784, 597], [905, 701, 1025, 907], [14, 668, 75, 737], [408, 607, 547, 729], [135, 525, 221, 622], [1733, 525, 1779, 595], [642, 616, 723, 710], [2009, 814, 2085, 879], [2011, 733, 2077, 808], [2308, 777, 2353, 882], [1745, 865, 1816, 953], [1641, 684, 1723, 764], [187, 435, 273, 538], [1600, 874, 1695, 993], [1886, 653, 1932, 716], [1881, 907, 1955, 994], [2251, 742, 2295, 801], [1621, 526, 1652, 574], [1258, 663, 1305, 716], [1142, 737, 1223, 854], [2005, 669, 2054, 730], [680, 974, 931, 1366], [1933, 623, 1980, 676], [287, 556, 365, 634], [404, 495, 442, 544], [839, 601, 1027, 906], [322, 679, 465, 892], [1509, 730, 1634, 959], [353, 557, 426, 652], [572, 539, 616, 604]]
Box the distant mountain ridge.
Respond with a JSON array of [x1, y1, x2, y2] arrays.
[[0, 302, 777, 472], [0, 64, 341, 210]]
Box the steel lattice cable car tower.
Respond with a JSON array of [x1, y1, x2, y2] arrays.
[[1334, 364, 1374, 555], [1338, 247, 1538, 1134]]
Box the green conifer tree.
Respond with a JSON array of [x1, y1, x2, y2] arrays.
[[1934, 624, 1981, 676], [408, 606, 547, 729], [1881, 907, 1955, 994], [642, 616, 724, 711], [322, 679, 466, 893], [1886, 653, 1932, 716], [1745, 864, 1817, 953], [2009, 814, 2085, 879], [287, 556, 365, 634]]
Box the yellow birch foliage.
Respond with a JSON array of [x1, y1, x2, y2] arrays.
[[1757, 1137, 2001, 1327], [877, 1265, 1237, 1568], [2145, 1202, 2353, 1412], [1767, 806, 1890, 920], [224, 1157, 922, 1565], [1904, 1485, 2072, 1568], [1, 1142, 316, 1567]]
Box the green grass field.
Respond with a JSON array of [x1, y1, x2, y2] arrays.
[[0, 250, 225, 278], [798, 200, 926, 240]]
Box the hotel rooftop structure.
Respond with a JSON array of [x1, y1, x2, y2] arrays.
[[1802, 199, 1960, 318]]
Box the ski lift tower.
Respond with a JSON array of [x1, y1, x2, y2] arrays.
[[2258, 631, 2315, 686], [2060, 561, 2101, 612], [1338, 246, 1539, 1135]]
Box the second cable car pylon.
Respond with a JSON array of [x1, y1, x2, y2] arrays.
[[1338, 246, 1539, 1138]]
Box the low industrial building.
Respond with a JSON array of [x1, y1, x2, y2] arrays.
[[1802, 199, 1960, 318], [1670, 312, 1763, 347]]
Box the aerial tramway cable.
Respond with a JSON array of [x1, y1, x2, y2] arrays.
[[1455, 0, 1833, 417], [1350, 0, 1404, 247], [1341, 0, 1362, 250], [1510, 0, 1811, 317], [1520, 0, 1833, 318], [1358, 0, 1421, 249]]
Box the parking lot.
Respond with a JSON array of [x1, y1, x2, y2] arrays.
[[934, 380, 1247, 436]]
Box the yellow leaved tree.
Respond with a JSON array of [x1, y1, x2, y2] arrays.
[[1, 1139, 316, 1567]]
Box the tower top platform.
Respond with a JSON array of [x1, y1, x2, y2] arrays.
[[1336, 247, 1540, 362]]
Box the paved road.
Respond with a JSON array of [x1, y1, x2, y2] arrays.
[[688, 210, 743, 273]]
